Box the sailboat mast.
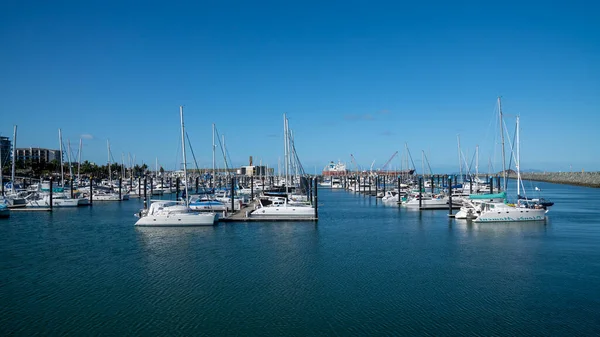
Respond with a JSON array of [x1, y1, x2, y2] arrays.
[[67, 139, 73, 181], [516, 115, 520, 196], [11, 125, 17, 193], [421, 150, 424, 178], [283, 114, 289, 195], [128, 153, 131, 179], [475, 145, 479, 179], [457, 135, 462, 181], [222, 135, 226, 174], [180, 106, 189, 207], [59, 128, 64, 187], [291, 130, 298, 183], [78, 138, 82, 184], [107, 139, 112, 185], [498, 96, 507, 190], [212, 123, 215, 182]]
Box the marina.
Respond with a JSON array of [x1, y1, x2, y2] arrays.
[[2, 180, 600, 335], [2, 0, 598, 334]]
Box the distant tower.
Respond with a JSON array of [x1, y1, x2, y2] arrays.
[[249, 156, 253, 166]]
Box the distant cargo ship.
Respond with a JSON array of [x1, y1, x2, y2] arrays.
[[322, 160, 415, 176], [322, 161, 348, 176]]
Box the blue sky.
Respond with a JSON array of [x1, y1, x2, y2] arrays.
[[1, 0, 598, 174]]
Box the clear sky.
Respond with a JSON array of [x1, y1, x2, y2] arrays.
[[1, 0, 598, 174]]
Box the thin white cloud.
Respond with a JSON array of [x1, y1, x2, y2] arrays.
[[80, 134, 94, 140], [344, 114, 375, 121]]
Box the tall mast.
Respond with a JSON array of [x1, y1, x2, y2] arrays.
[[283, 114, 289, 195], [78, 138, 82, 184], [457, 134, 462, 181], [498, 96, 507, 191], [475, 145, 479, 178], [180, 106, 189, 207], [421, 150, 424, 177], [212, 123, 216, 182], [11, 125, 17, 193], [58, 128, 64, 187], [222, 134, 227, 174], [107, 139, 112, 185], [516, 115, 521, 196], [67, 139, 73, 181], [291, 130, 298, 184]]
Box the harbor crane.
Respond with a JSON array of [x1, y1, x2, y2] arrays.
[[378, 151, 399, 173], [350, 154, 361, 172]]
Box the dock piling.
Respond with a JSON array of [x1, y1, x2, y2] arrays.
[[418, 177, 422, 209], [90, 176, 93, 205], [314, 177, 318, 220], [231, 176, 235, 212], [448, 177, 453, 216], [49, 178, 53, 211]]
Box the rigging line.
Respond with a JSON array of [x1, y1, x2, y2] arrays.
[[467, 150, 476, 177], [421, 151, 433, 176], [213, 127, 229, 171], [290, 139, 306, 177], [290, 131, 307, 177], [185, 132, 201, 174], [405, 143, 417, 174], [185, 132, 212, 193]]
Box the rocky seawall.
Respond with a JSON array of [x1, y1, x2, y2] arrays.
[[510, 172, 600, 188]]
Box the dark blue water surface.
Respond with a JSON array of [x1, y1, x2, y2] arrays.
[[1, 181, 600, 335]]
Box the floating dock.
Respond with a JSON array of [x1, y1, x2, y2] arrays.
[[10, 208, 52, 212], [219, 200, 318, 222]]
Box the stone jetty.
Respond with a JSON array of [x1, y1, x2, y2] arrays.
[[510, 171, 600, 188]]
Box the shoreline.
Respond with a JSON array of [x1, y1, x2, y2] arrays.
[[510, 172, 600, 189]]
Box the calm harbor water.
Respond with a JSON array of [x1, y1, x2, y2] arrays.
[[2, 181, 600, 335]]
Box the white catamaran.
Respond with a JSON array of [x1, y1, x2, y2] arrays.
[[135, 106, 217, 226], [473, 99, 547, 223]]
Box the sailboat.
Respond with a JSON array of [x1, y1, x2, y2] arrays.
[[250, 113, 315, 219], [474, 99, 547, 223], [93, 140, 128, 201], [4, 125, 27, 208], [135, 106, 217, 226], [27, 129, 79, 207]]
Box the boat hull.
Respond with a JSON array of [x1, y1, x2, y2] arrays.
[[250, 206, 315, 218], [474, 208, 546, 222], [135, 212, 217, 226]]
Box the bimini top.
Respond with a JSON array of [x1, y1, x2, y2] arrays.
[[468, 191, 506, 200]]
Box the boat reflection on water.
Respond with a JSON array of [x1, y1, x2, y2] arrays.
[[453, 218, 548, 236], [135, 226, 218, 254]]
